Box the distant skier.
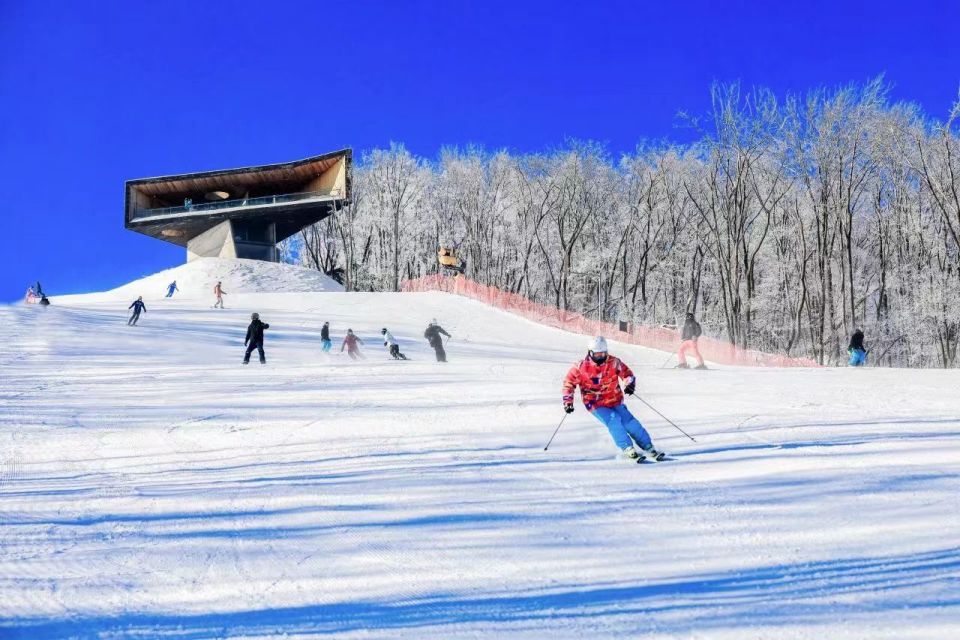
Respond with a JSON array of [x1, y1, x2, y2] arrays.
[[243, 312, 269, 365], [381, 328, 408, 360], [25, 285, 36, 303], [165, 281, 179, 298], [677, 312, 706, 369], [563, 336, 663, 461], [341, 329, 364, 360], [127, 296, 146, 326], [424, 319, 451, 362], [320, 321, 332, 353], [848, 329, 867, 367], [213, 281, 226, 308]]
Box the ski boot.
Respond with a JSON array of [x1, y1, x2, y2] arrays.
[[620, 446, 646, 462], [676, 362, 690, 369], [694, 364, 708, 370]]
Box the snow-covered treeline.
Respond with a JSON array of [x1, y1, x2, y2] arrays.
[[287, 80, 960, 367]]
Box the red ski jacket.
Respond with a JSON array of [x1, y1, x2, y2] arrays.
[[562, 355, 635, 411], [341, 334, 362, 352]]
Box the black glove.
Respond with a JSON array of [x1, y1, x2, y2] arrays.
[[563, 403, 575, 414], [624, 381, 636, 396]]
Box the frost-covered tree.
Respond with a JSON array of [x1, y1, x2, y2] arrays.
[[288, 81, 960, 368]]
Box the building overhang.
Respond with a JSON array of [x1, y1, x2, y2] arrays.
[[124, 149, 352, 248]]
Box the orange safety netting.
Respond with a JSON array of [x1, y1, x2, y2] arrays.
[[402, 275, 821, 368]]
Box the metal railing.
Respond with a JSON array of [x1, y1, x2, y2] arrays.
[[132, 187, 342, 220]]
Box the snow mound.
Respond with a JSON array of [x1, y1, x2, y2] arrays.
[[71, 258, 343, 302]]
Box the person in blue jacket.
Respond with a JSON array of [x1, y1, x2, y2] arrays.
[[127, 296, 146, 325], [848, 330, 867, 366], [165, 281, 179, 298]]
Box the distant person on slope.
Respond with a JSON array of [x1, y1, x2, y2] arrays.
[[244, 312, 269, 365], [165, 281, 179, 298], [25, 285, 36, 303], [213, 281, 226, 308], [677, 312, 706, 369], [320, 321, 332, 353], [424, 319, 451, 362], [127, 296, 146, 326], [341, 329, 364, 360], [381, 328, 408, 360], [563, 336, 663, 461], [848, 329, 867, 367]]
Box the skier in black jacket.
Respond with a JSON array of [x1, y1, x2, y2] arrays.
[[320, 321, 332, 353], [127, 296, 146, 326], [424, 319, 451, 362], [244, 313, 270, 364], [677, 312, 706, 369]]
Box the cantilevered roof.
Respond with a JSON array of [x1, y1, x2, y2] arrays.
[[128, 149, 349, 199], [125, 149, 352, 248]]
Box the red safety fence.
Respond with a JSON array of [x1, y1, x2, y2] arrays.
[[402, 275, 821, 368]]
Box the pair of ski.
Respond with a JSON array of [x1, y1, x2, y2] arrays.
[[622, 450, 669, 464]]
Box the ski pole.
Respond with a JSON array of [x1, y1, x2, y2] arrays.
[[543, 413, 569, 451], [658, 352, 676, 369], [634, 396, 697, 442]]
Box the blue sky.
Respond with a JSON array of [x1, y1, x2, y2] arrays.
[[1, 0, 958, 301]]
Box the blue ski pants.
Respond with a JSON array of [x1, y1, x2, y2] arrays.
[[848, 348, 867, 367], [321, 338, 332, 352], [591, 403, 653, 451]]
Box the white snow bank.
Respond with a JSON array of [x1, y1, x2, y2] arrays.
[[55, 257, 343, 304]]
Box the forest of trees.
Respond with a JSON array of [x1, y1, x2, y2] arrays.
[[284, 80, 960, 368]]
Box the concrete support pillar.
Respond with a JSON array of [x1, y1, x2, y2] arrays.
[[187, 220, 237, 261]]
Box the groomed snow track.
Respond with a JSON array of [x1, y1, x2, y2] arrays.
[[1, 259, 958, 639]]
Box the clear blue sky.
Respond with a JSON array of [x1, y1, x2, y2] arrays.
[[2, 0, 958, 301]]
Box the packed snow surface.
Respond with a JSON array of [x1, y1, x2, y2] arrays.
[[78, 257, 345, 301], [1, 261, 958, 638]]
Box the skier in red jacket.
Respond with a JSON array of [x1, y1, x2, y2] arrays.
[[341, 329, 364, 360], [562, 336, 663, 461]]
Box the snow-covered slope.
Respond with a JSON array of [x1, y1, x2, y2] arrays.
[[1, 263, 959, 639], [56, 257, 343, 304]]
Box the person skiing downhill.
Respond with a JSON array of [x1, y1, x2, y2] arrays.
[[341, 329, 364, 360], [165, 281, 179, 298], [381, 328, 408, 360], [848, 329, 867, 366], [320, 321, 332, 353], [213, 281, 226, 308], [243, 312, 269, 364], [677, 312, 706, 369], [563, 336, 663, 461], [127, 296, 146, 326], [424, 319, 451, 362]]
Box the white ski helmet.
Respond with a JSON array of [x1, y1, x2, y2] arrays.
[[588, 336, 608, 353]]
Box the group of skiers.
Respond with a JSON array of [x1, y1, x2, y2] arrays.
[[243, 316, 447, 365], [125, 280, 453, 365], [49, 272, 877, 463]]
